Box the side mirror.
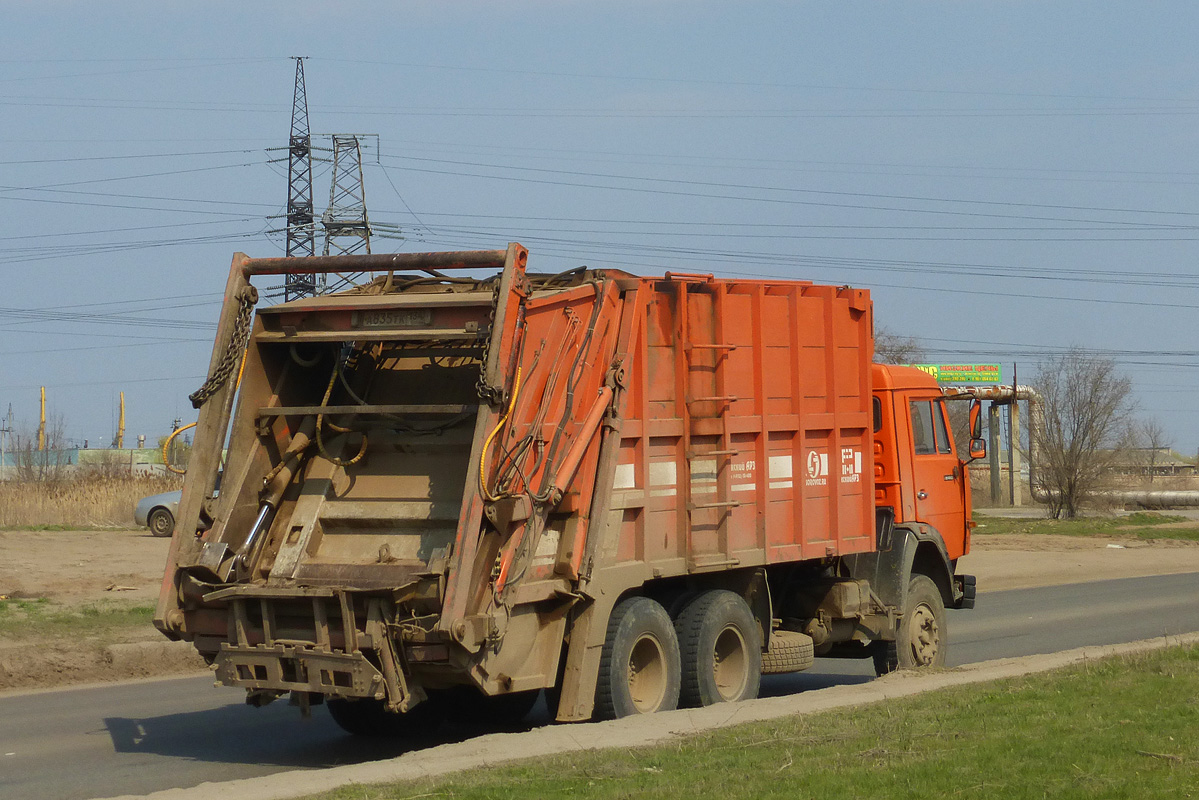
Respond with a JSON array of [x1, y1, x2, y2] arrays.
[[969, 436, 987, 461], [968, 399, 983, 439], [967, 399, 986, 461]]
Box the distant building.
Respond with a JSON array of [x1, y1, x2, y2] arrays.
[[0, 447, 170, 480], [1107, 447, 1197, 477]]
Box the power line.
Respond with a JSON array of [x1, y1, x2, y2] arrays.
[[380, 153, 1199, 223], [1, 218, 262, 242], [312, 56, 1199, 105], [387, 220, 1199, 289], [0, 148, 260, 166], [4, 374, 206, 390], [0, 57, 276, 84], [0, 228, 267, 265], [380, 137, 1199, 181], [0, 337, 209, 356], [0, 159, 265, 194], [402, 230, 1199, 310]]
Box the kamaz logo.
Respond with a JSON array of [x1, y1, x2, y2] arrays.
[[805, 451, 828, 486]]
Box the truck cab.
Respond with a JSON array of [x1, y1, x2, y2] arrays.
[[867, 363, 976, 613]]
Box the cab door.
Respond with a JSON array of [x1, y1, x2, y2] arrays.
[[907, 396, 966, 552]]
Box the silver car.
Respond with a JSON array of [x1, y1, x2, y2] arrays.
[[134, 490, 181, 538]]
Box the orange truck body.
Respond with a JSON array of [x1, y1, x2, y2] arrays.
[[156, 244, 975, 727]]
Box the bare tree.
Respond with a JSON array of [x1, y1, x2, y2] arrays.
[[1134, 417, 1170, 483], [13, 414, 71, 482], [874, 326, 926, 365], [1031, 347, 1136, 518]]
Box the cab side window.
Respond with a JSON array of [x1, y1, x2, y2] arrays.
[[933, 399, 953, 455], [910, 401, 936, 455]]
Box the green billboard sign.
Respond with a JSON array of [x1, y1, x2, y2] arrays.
[[911, 364, 1003, 384]]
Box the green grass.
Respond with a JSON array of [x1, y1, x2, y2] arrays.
[[309, 646, 1199, 800], [974, 511, 1199, 542], [0, 597, 154, 639]]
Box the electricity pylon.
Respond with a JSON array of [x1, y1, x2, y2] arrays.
[[321, 134, 373, 292], [284, 56, 319, 300]]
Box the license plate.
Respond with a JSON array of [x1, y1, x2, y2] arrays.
[[359, 308, 432, 328]]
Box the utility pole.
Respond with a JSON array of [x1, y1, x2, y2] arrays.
[[321, 134, 373, 292], [0, 404, 12, 478], [37, 386, 46, 451], [171, 417, 182, 470], [1008, 363, 1021, 506], [284, 56, 319, 301]]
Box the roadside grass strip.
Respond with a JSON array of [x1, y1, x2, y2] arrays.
[[300, 642, 1199, 800], [82, 636, 1199, 800], [0, 597, 153, 640], [975, 511, 1199, 542]]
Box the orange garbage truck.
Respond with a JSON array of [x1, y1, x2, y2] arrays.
[[155, 243, 981, 732]]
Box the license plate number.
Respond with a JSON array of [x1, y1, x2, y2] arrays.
[[359, 308, 432, 328]]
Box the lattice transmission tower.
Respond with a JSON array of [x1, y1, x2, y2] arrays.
[[284, 56, 320, 300], [320, 134, 373, 292]]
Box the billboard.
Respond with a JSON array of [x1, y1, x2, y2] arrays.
[[911, 364, 1003, 384]]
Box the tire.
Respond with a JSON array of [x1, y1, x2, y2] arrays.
[[326, 696, 441, 738], [872, 640, 899, 676], [761, 630, 815, 675], [147, 507, 174, 538], [675, 590, 761, 707], [873, 574, 946, 676], [594, 597, 681, 719]]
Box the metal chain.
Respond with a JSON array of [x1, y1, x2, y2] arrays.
[[475, 277, 502, 403], [189, 288, 256, 409]]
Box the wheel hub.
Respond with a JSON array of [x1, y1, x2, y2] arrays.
[[627, 634, 668, 713], [909, 603, 940, 666], [711, 625, 749, 701]]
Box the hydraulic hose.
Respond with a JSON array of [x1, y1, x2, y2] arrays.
[[479, 365, 523, 502]]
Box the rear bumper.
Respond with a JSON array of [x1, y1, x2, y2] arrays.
[[213, 642, 385, 699]]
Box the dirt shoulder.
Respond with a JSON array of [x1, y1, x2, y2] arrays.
[[963, 532, 1199, 591], [3, 526, 1199, 693], [0, 528, 170, 608], [0, 529, 202, 692]]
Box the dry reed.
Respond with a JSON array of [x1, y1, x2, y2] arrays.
[[0, 474, 183, 529]]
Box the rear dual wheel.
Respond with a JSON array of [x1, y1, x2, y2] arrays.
[[675, 590, 761, 707], [594, 591, 762, 720], [594, 597, 681, 719]]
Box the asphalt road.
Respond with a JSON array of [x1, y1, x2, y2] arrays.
[[2, 572, 1197, 800]]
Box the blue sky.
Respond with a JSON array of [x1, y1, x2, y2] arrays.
[[2, 2, 1198, 453]]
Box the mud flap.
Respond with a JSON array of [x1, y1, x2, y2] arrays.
[[954, 573, 977, 609]]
